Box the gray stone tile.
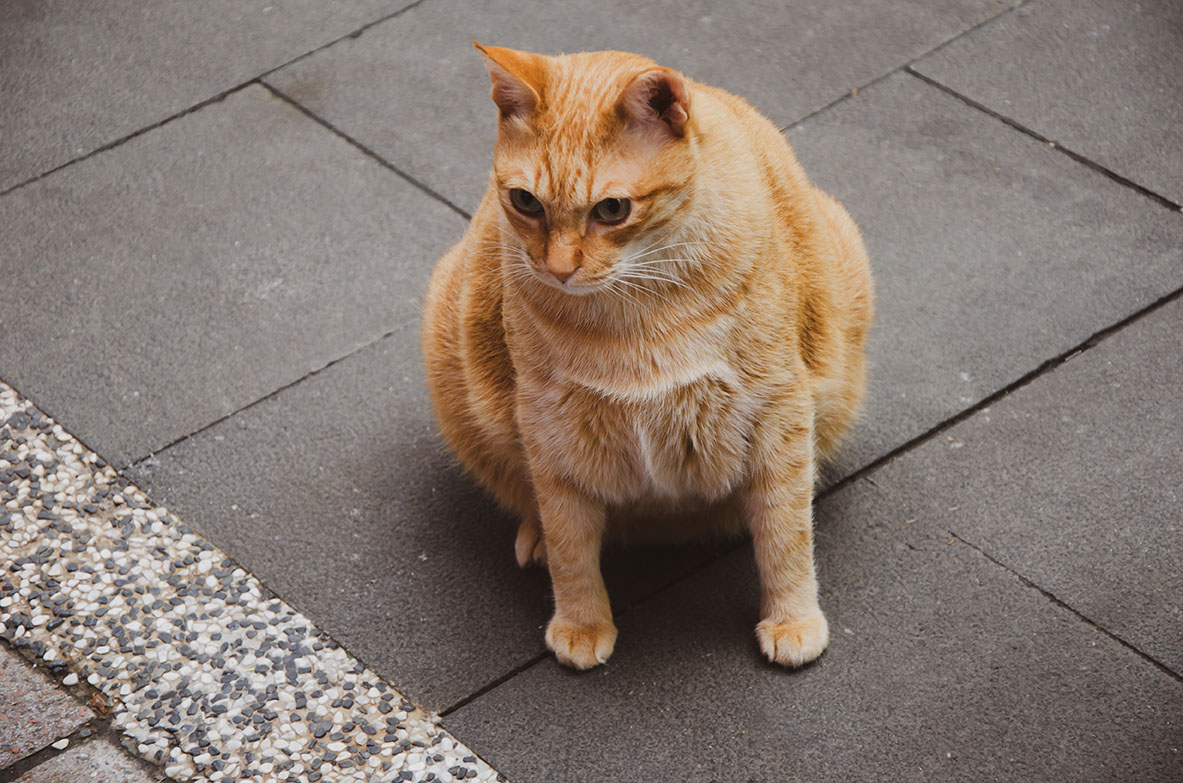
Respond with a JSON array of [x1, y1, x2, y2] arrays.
[[786, 72, 1183, 479], [16, 739, 160, 783], [914, 0, 1183, 205], [0, 645, 91, 768], [904, 297, 1183, 674], [0, 84, 464, 468], [130, 331, 725, 711], [265, 0, 1019, 211], [445, 479, 1183, 782], [0, 0, 414, 192]]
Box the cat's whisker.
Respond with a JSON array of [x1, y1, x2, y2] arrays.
[[625, 257, 702, 270], [625, 229, 683, 258], [626, 239, 704, 258], [629, 248, 709, 269], [618, 266, 691, 284], [478, 243, 529, 257], [607, 284, 643, 310], [499, 260, 537, 286], [611, 277, 676, 307], [623, 240, 707, 263], [620, 274, 689, 289]]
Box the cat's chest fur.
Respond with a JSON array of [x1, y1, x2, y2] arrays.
[[529, 364, 759, 504]]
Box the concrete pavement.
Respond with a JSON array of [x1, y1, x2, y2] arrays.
[[3, 1, 1180, 780]]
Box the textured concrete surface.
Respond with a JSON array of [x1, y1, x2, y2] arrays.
[[130, 331, 731, 712], [789, 72, 1183, 478], [445, 482, 1183, 783], [265, 0, 1020, 211], [914, 0, 1183, 205], [0, 85, 463, 469], [0, 645, 91, 768], [16, 739, 161, 783], [0, 0, 414, 192]]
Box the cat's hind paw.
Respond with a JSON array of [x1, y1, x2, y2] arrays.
[[756, 611, 829, 667], [514, 516, 547, 569], [545, 619, 617, 670]]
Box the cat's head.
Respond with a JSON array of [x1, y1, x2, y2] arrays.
[[476, 44, 699, 295]]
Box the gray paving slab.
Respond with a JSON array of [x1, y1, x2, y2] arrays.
[[265, 0, 1019, 212], [0, 645, 91, 768], [129, 332, 727, 712], [16, 739, 161, 783], [786, 72, 1183, 479], [909, 297, 1183, 674], [0, 0, 415, 192], [914, 0, 1183, 205], [0, 84, 464, 469], [445, 481, 1183, 782]]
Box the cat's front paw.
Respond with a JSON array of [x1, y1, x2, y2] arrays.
[[756, 610, 829, 667], [545, 618, 617, 670]]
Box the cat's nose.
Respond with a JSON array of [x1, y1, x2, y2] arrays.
[[545, 247, 581, 284]]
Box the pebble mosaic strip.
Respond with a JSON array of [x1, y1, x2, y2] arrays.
[[0, 382, 503, 783]]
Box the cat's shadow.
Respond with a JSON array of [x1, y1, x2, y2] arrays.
[[386, 437, 795, 674]]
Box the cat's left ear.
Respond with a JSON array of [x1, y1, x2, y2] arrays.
[[474, 42, 545, 125], [617, 68, 691, 139]]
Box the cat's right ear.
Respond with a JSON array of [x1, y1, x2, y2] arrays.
[[474, 43, 543, 125], [617, 68, 691, 139]]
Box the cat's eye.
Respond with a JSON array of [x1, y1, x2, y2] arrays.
[[592, 198, 630, 224], [509, 188, 544, 217]]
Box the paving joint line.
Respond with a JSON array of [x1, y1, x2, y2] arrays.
[[0, 712, 168, 783], [437, 653, 549, 719], [119, 316, 420, 472], [0, 0, 435, 202], [777, 0, 1034, 134], [260, 82, 471, 220], [908, 0, 1035, 65], [0, 83, 253, 200], [0, 723, 109, 783], [947, 531, 1183, 684], [905, 67, 1181, 212], [822, 281, 1183, 500], [255, 0, 432, 78]]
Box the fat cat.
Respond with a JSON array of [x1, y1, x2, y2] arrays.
[[422, 44, 873, 669]]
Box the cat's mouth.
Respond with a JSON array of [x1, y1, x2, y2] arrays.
[[528, 266, 606, 296]]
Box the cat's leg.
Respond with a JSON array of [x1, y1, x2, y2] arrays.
[[532, 471, 616, 669], [743, 397, 829, 667], [514, 509, 547, 568]]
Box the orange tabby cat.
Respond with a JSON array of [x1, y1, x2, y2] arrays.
[[422, 44, 873, 669]]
